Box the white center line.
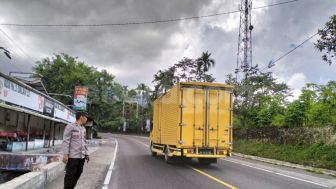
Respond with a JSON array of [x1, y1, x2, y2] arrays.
[[102, 138, 118, 189]]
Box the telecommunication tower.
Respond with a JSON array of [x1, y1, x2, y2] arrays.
[[235, 0, 254, 80]]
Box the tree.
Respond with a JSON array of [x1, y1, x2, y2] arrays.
[[284, 100, 307, 127], [195, 51, 216, 81], [315, 15, 336, 65], [34, 53, 124, 130], [283, 81, 336, 127], [152, 51, 216, 99], [152, 66, 177, 99], [34, 53, 97, 105], [309, 81, 336, 126], [226, 66, 290, 128]]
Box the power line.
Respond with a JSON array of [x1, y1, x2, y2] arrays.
[[0, 0, 300, 27], [252, 0, 299, 10], [0, 27, 36, 66], [260, 30, 320, 72]]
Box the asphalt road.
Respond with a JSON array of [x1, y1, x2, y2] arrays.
[[106, 134, 336, 189]]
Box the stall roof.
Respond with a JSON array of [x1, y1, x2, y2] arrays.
[[14, 77, 48, 95], [0, 103, 70, 125]]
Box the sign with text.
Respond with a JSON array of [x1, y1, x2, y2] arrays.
[[43, 98, 55, 117], [0, 76, 44, 112], [73, 86, 88, 111], [54, 103, 76, 123]]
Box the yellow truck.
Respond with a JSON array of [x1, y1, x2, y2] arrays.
[[150, 82, 233, 164]]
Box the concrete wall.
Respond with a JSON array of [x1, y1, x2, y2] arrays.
[[0, 160, 65, 189], [0, 154, 60, 171]]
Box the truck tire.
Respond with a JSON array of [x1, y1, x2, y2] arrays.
[[164, 147, 173, 164], [150, 144, 157, 157], [198, 158, 217, 165]]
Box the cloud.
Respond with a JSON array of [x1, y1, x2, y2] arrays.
[[0, 0, 335, 89], [286, 72, 308, 101], [288, 72, 308, 89]]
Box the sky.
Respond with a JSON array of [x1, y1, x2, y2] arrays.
[[0, 0, 335, 99]]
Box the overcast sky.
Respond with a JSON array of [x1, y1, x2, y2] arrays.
[[0, 0, 335, 98]]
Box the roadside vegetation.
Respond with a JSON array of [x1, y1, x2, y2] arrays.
[[234, 140, 336, 170]]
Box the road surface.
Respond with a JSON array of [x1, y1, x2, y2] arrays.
[[104, 134, 336, 189]]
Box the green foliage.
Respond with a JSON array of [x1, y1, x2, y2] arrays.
[[226, 66, 290, 128], [34, 53, 126, 131], [234, 140, 336, 170], [315, 15, 336, 65], [284, 100, 307, 127], [228, 64, 335, 128], [271, 114, 285, 127], [92, 127, 100, 139], [284, 81, 336, 127], [152, 51, 216, 99]]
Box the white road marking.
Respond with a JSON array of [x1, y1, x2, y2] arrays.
[[102, 138, 118, 189], [223, 158, 333, 188]]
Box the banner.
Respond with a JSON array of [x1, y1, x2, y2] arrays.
[[73, 86, 88, 111], [43, 98, 54, 117], [54, 103, 76, 123], [0, 76, 44, 112]]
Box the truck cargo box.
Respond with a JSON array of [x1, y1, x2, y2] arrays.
[[150, 82, 233, 163]]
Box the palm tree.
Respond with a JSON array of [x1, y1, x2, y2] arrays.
[[197, 51, 215, 72], [196, 51, 216, 81]]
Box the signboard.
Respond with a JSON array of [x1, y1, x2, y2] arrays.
[[0, 76, 44, 112], [43, 98, 55, 117], [67, 109, 76, 123], [146, 119, 151, 132], [54, 103, 76, 123], [73, 86, 88, 111]]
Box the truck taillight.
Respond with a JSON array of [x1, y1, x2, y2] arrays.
[[217, 150, 224, 155], [183, 149, 194, 154]]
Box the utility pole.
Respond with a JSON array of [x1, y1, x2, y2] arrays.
[[236, 0, 253, 80], [122, 87, 127, 132], [136, 101, 139, 119]]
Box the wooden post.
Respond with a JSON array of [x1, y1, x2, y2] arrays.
[[58, 125, 61, 141], [48, 121, 52, 148], [52, 122, 56, 146], [42, 119, 46, 147], [15, 112, 20, 133], [25, 114, 31, 151]]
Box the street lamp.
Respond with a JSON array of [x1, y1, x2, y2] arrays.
[[0, 47, 11, 59]]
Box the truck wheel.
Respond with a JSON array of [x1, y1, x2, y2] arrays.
[[164, 147, 173, 164], [151, 151, 157, 157], [150, 143, 157, 157]]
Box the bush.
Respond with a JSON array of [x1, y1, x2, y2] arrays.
[[233, 140, 336, 170]]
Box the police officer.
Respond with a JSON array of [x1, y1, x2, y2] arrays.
[[62, 111, 90, 189]]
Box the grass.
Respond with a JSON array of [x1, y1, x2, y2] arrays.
[[233, 140, 336, 171]]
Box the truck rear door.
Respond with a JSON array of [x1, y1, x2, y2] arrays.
[[180, 87, 202, 147], [207, 89, 231, 148], [180, 86, 232, 148]]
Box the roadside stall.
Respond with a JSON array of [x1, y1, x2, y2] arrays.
[[0, 72, 76, 152]]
